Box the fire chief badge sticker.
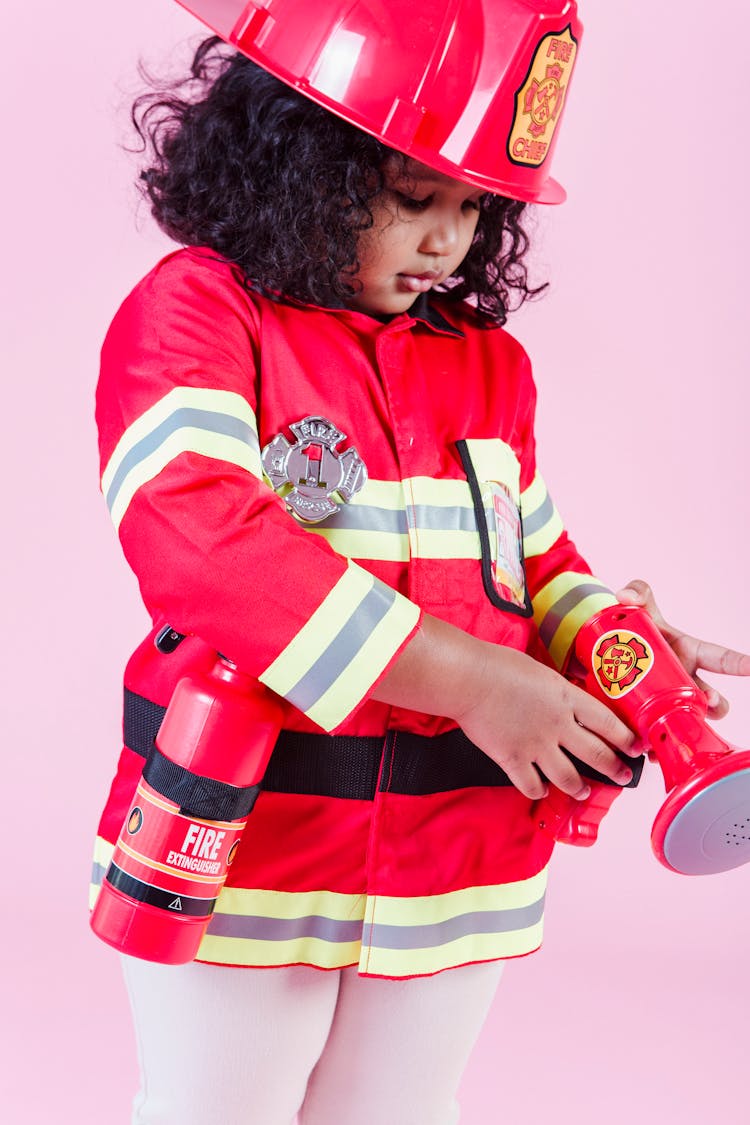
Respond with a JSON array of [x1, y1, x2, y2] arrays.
[[261, 415, 367, 522], [507, 26, 578, 169], [592, 631, 655, 699]]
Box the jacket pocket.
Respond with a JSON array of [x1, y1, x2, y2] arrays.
[[456, 438, 532, 618]]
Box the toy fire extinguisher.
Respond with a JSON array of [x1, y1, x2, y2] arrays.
[[90, 643, 284, 963], [533, 604, 750, 875]]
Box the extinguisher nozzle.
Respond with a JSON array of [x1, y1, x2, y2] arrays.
[[652, 756, 750, 875]]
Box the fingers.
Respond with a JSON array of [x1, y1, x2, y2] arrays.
[[694, 673, 729, 719], [521, 728, 633, 803], [562, 723, 634, 786], [570, 687, 639, 756], [536, 724, 633, 800], [692, 638, 750, 677], [617, 581, 750, 693], [672, 631, 750, 682], [501, 761, 549, 802], [615, 578, 667, 626], [538, 757, 590, 801]]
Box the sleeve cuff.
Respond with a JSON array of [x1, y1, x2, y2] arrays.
[[532, 571, 618, 671], [258, 559, 422, 731]]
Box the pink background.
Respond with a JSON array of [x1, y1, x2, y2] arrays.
[[3, 1, 748, 1121]]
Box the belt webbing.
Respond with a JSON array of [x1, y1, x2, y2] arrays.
[[123, 688, 643, 799], [143, 743, 261, 821]]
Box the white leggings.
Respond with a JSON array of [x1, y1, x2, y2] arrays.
[[122, 956, 503, 1125]]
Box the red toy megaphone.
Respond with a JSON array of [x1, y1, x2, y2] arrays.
[[533, 604, 750, 875]]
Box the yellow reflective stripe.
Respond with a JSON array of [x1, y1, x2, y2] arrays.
[[211, 886, 365, 921], [89, 836, 115, 909], [520, 471, 546, 515], [462, 438, 521, 496], [362, 869, 546, 926], [307, 527, 410, 561], [353, 479, 404, 509], [306, 590, 420, 730], [258, 562, 380, 696], [90, 837, 546, 976], [404, 476, 476, 561], [360, 922, 544, 977], [102, 387, 262, 532], [307, 477, 482, 561], [533, 571, 618, 669], [198, 886, 366, 969], [101, 387, 260, 493], [198, 933, 361, 969], [307, 526, 481, 562], [93, 835, 115, 869], [521, 472, 564, 558], [359, 868, 548, 977], [259, 560, 420, 731], [405, 477, 475, 507], [408, 528, 482, 560]]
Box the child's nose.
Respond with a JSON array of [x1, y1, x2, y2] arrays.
[[418, 215, 459, 256]]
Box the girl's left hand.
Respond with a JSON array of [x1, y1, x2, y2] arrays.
[[616, 579, 750, 719]]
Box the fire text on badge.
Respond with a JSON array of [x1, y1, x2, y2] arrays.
[[261, 416, 368, 523], [507, 26, 578, 169]]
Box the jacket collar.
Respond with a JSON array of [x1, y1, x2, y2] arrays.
[[263, 283, 466, 339], [356, 292, 465, 338], [407, 292, 465, 338]]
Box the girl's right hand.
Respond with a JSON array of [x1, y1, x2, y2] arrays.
[[372, 614, 640, 801], [453, 644, 639, 801]]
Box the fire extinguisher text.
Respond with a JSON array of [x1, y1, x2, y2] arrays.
[[180, 823, 227, 860]]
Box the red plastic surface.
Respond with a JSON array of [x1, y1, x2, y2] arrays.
[[532, 782, 621, 847], [536, 604, 749, 874], [91, 657, 283, 962], [91, 882, 209, 965], [650, 749, 750, 869], [174, 0, 583, 203]]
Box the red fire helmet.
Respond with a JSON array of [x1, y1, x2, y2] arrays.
[[174, 0, 583, 204]]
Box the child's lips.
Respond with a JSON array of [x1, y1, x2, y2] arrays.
[[397, 271, 442, 293]]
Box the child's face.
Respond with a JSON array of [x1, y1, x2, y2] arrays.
[[346, 159, 485, 317]]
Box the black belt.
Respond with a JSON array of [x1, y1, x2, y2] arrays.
[[124, 688, 643, 800]]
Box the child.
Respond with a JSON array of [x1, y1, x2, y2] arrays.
[[91, 4, 750, 1123]]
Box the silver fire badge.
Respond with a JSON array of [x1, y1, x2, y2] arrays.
[[261, 416, 368, 523]]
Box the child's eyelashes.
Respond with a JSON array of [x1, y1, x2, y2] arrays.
[[392, 190, 483, 213], [394, 191, 435, 212]]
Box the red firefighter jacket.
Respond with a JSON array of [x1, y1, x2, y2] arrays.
[[91, 247, 618, 977]]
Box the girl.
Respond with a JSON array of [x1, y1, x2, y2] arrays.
[[91, 4, 750, 1122]]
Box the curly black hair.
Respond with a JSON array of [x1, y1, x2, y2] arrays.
[[132, 36, 546, 324]]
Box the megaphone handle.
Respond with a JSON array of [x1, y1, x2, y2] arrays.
[[532, 782, 622, 846]]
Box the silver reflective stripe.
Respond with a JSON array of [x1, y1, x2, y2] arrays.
[[104, 407, 261, 514], [285, 581, 397, 714], [538, 581, 613, 648], [407, 504, 479, 533], [408, 504, 478, 533], [366, 897, 545, 951], [323, 505, 408, 533], [522, 491, 555, 538], [91, 862, 106, 887], [206, 912, 364, 944], [322, 503, 479, 534]]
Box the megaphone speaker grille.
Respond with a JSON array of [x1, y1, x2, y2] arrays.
[[653, 761, 750, 875]]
